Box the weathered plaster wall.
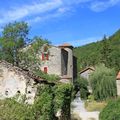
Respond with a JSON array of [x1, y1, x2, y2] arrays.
[[116, 80, 120, 96], [80, 69, 94, 93], [80, 69, 94, 80], [0, 61, 37, 104]]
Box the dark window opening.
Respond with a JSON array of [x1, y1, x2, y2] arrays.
[[5, 91, 8, 95], [17, 90, 20, 93], [28, 91, 31, 94]]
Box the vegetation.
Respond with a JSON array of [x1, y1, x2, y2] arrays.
[[75, 76, 89, 99], [33, 69, 60, 82], [0, 21, 29, 65], [74, 29, 120, 72], [0, 21, 73, 120], [0, 83, 73, 120], [90, 64, 117, 101], [0, 99, 33, 120], [85, 100, 107, 112], [99, 98, 120, 120], [54, 83, 73, 120]]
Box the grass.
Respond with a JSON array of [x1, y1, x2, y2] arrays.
[[85, 100, 107, 112], [71, 112, 81, 120]]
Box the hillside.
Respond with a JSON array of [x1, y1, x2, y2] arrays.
[[74, 29, 120, 72]]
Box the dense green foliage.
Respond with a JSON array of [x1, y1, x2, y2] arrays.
[[99, 98, 120, 120], [19, 36, 50, 71], [54, 83, 73, 120], [33, 69, 60, 82], [75, 77, 88, 99], [33, 85, 55, 120], [0, 84, 73, 120], [0, 21, 29, 65], [90, 64, 117, 100], [74, 29, 120, 72], [0, 99, 33, 120]]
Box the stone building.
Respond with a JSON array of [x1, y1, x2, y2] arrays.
[[79, 67, 95, 80], [0, 61, 39, 104], [79, 67, 95, 92], [116, 71, 120, 96], [39, 43, 75, 83]]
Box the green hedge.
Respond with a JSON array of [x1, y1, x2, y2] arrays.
[[99, 98, 120, 120]]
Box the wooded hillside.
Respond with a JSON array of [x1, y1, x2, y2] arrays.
[[74, 29, 120, 72]]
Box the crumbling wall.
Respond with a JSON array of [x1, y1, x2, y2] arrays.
[[0, 61, 37, 104]]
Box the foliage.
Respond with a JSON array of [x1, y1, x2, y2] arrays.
[[34, 69, 60, 82], [75, 76, 89, 99], [54, 83, 73, 120], [0, 21, 29, 65], [33, 85, 55, 120], [19, 36, 50, 71], [0, 98, 34, 120], [0, 83, 73, 120], [99, 98, 120, 120], [90, 64, 117, 100], [74, 29, 120, 72]]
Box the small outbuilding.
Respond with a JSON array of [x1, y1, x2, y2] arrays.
[[79, 67, 95, 93], [116, 71, 120, 96], [79, 67, 95, 80]]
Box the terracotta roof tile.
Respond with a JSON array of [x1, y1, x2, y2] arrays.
[[58, 43, 73, 47]]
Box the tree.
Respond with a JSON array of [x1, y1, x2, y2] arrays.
[[0, 21, 29, 65], [90, 64, 117, 101], [100, 35, 112, 67], [18, 36, 50, 71]]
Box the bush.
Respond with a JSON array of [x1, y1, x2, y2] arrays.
[[0, 99, 34, 120], [90, 64, 117, 100], [99, 98, 120, 120], [76, 77, 89, 99], [54, 83, 73, 120]]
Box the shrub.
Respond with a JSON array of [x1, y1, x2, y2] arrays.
[[76, 77, 89, 99], [54, 83, 73, 120], [90, 64, 117, 100], [99, 98, 120, 120], [0, 99, 34, 120]]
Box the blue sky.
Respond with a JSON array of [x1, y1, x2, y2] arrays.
[[0, 0, 120, 46]]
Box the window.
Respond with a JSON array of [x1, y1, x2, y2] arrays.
[[42, 53, 44, 60], [42, 53, 49, 60], [44, 67, 48, 73]]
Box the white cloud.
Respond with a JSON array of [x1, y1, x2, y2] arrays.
[[90, 0, 120, 12], [0, 0, 119, 25], [0, 0, 62, 24]]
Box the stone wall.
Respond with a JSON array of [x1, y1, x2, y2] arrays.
[[116, 80, 120, 96], [0, 61, 37, 104], [40, 46, 62, 76]]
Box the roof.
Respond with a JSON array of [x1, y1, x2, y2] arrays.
[[58, 43, 73, 48], [116, 71, 120, 80], [79, 67, 95, 74]]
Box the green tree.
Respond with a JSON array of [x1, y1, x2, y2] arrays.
[[100, 35, 112, 67], [90, 64, 117, 101], [0, 21, 29, 65], [18, 36, 50, 71]]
